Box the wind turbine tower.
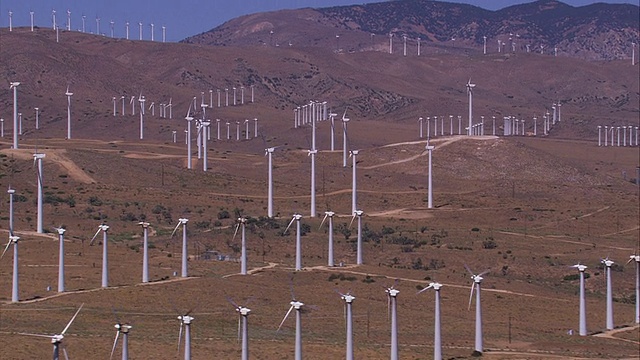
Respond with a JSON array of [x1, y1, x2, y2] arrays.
[[111, 322, 132, 360], [34, 153, 46, 233], [466, 79, 476, 136], [418, 282, 443, 360], [285, 214, 304, 271], [90, 224, 110, 288], [171, 218, 189, 278], [2, 235, 20, 302], [352, 210, 364, 265], [56, 228, 66, 292], [426, 139, 434, 209], [266, 147, 276, 218], [602, 258, 615, 330], [339, 291, 355, 360], [571, 263, 588, 336], [320, 211, 335, 266], [466, 265, 489, 354], [386, 286, 400, 360], [350, 150, 359, 214], [628, 254, 640, 323], [10, 82, 20, 149], [65, 86, 73, 139], [277, 295, 305, 360], [309, 149, 317, 217], [233, 217, 248, 275], [177, 313, 194, 360], [139, 222, 150, 283]]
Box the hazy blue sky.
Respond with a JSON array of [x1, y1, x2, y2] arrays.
[[1, 0, 637, 41]]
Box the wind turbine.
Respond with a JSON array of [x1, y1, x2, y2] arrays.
[[125, 21, 129, 39], [171, 218, 189, 277], [308, 149, 317, 217], [627, 254, 640, 323], [418, 117, 424, 138], [601, 257, 615, 330], [7, 188, 15, 235], [228, 298, 251, 360], [329, 112, 337, 150], [34, 153, 46, 233], [30, 11, 34, 32], [20, 304, 84, 360], [426, 138, 434, 209], [417, 282, 443, 360], [138, 21, 143, 40], [177, 310, 194, 360], [284, 214, 304, 271], [150, 23, 154, 41], [265, 147, 276, 218], [201, 121, 210, 171], [138, 94, 146, 140], [338, 291, 355, 360], [342, 110, 350, 167], [90, 224, 110, 288], [111, 319, 132, 360], [54, 227, 66, 292], [2, 235, 21, 302], [386, 284, 400, 360], [319, 211, 335, 266], [277, 289, 305, 360], [466, 79, 476, 136], [465, 265, 490, 354], [571, 263, 588, 335], [9, 10, 13, 31], [66, 10, 71, 31], [185, 106, 194, 170], [350, 210, 364, 265], [10, 81, 20, 149], [233, 217, 248, 275], [350, 150, 359, 214], [139, 222, 150, 283], [130, 95, 136, 116], [52, 9, 56, 30]]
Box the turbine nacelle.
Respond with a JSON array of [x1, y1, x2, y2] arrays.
[[341, 293, 355, 303], [10, 82, 21, 89], [178, 315, 194, 325], [601, 258, 614, 268], [571, 264, 588, 272], [386, 287, 399, 298], [138, 221, 150, 228], [237, 306, 251, 316]]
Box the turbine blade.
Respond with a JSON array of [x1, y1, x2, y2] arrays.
[[463, 264, 474, 276], [277, 306, 294, 332], [468, 282, 475, 311], [62, 345, 70, 360], [89, 228, 101, 246], [61, 303, 84, 335], [349, 214, 356, 229], [170, 222, 181, 238], [177, 322, 183, 356], [284, 217, 295, 235], [232, 223, 240, 242], [17, 332, 55, 339], [1, 240, 12, 259], [110, 330, 120, 360], [478, 269, 491, 277], [416, 283, 434, 295], [318, 214, 328, 230]]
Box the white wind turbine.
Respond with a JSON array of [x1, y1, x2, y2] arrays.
[[350, 150, 359, 214], [233, 217, 248, 275], [466, 79, 476, 136], [328, 112, 337, 150], [308, 148, 317, 217], [130, 95, 136, 116], [8, 10, 12, 31], [601, 257, 615, 330], [265, 147, 277, 218], [138, 21, 143, 40], [138, 94, 146, 140], [139, 222, 150, 283], [228, 298, 251, 360], [66, 10, 71, 31], [20, 304, 84, 360], [277, 289, 305, 360], [30, 11, 34, 32], [52, 9, 56, 30], [337, 291, 355, 360], [386, 284, 400, 360], [417, 282, 443, 360], [10, 81, 20, 149], [426, 138, 434, 209], [171, 218, 189, 278], [90, 224, 111, 288], [111, 319, 132, 360], [55, 227, 66, 292], [33, 152, 46, 233], [627, 253, 640, 323], [201, 120, 210, 171], [8, 188, 15, 236], [319, 211, 335, 266], [418, 117, 424, 138], [284, 214, 304, 271], [185, 106, 194, 170], [177, 310, 194, 360], [571, 263, 588, 335], [465, 265, 489, 354], [350, 210, 364, 265], [342, 110, 350, 167], [2, 235, 21, 302]]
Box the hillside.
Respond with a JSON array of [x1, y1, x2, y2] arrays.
[[184, 0, 640, 61]]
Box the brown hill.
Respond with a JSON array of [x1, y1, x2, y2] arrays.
[[184, 0, 640, 61]]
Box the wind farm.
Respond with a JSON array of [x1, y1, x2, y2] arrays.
[[0, 1, 639, 359]]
